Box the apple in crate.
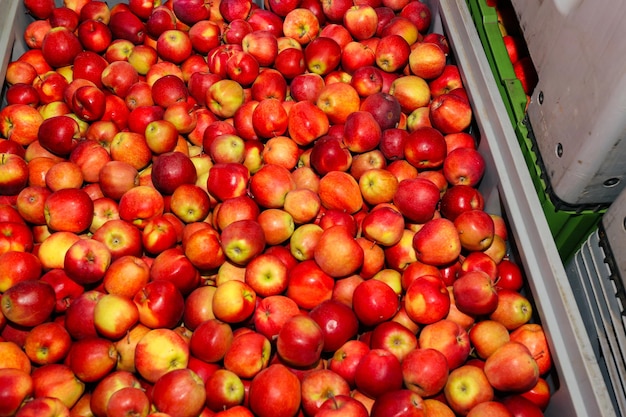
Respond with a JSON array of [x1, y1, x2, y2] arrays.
[[204, 369, 246, 412], [404, 274, 451, 325], [223, 330, 271, 380], [370, 320, 418, 363], [444, 364, 494, 416], [301, 369, 351, 417], [276, 314, 325, 368], [370, 389, 427, 417], [248, 364, 301, 417], [453, 270, 499, 316], [317, 394, 369, 417], [11, 396, 70, 417], [0, 368, 34, 416], [106, 386, 151, 417], [134, 328, 190, 384], [419, 319, 471, 370], [1, 280, 56, 328], [484, 341, 540, 392], [352, 279, 399, 327], [309, 299, 360, 352], [402, 347, 449, 398], [151, 368, 207, 417], [354, 348, 404, 399]]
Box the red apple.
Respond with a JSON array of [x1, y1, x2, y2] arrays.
[[343, 4, 378, 40], [63, 238, 111, 285], [404, 274, 451, 324], [489, 289, 533, 331], [248, 364, 301, 417], [212, 280, 257, 324], [207, 79, 246, 119], [404, 126, 447, 170], [285, 258, 334, 309], [93, 292, 139, 341], [429, 92, 473, 134], [276, 314, 325, 368], [440, 184, 485, 221], [1, 280, 56, 327], [393, 177, 441, 224], [370, 389, 427, 417], [204, 369, 246, 412], [497, 259, 525, 291], [189, 319, 233, 364], [317, 394, 369, 417], [37, 115, 81, 157], [41, 27, 83, 68], [150, 151, 197, 196], [289, 72, 325, 102], [0, 368, 34, 416], [282, 7, 320, 44], [429, 64, 463, 98], [309, 299, 359, 353], [23, 321, 71, 367], [509, 323, 552, 376], [409, 42, 446, 80], [513, 56, 538, 95], [368, 320, 417, 363], [63, 290, 104, 340], [252, 294, 300, 341], [469, 319, 511, 360], [419, 319, 471, 370], [151, 368, 207, 417], [352, 279, 399, 328], [452, 270, 499, 316], [501, 394, 545, 417], [67, 337, 118, 383], [108, 9, 146, 44], [223, 330, 271, 380], [484, 341, 540, 392], [444, 364, 494, 416], [402, 347, 449, 398], [412, 218, 462, 267], [301, 369, 351, 416], [376, 34, 411, 73], [354, 348, 403, 399], [460, 251, 498, 280], [106, 386, 151, 417], [304, 36, 342, 77], [134, 279, 186, 329], [134, 328, 190, 383], [89, 370, 143, 417]]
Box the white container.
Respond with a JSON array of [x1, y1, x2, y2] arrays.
[[0, 0, 616, 416], [566, 185, 626, 416], [509, 0, 626, 207]]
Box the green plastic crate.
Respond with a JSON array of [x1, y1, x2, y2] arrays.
[[466, 0, 604, 264]]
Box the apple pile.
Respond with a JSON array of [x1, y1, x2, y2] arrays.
[[487, 0, 538, 98], [0, 0, 553, 416]]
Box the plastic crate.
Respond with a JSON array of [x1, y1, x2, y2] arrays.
[[565, 186, 626, 416], [430, 2, 614, 415], [0, 1, 617, 416], [466, 0, 604, 264], [509, 0, 626, 207]]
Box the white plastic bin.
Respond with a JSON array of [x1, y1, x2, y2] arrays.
[[510, 0, 626, 207], [565, 184, 626, 416]]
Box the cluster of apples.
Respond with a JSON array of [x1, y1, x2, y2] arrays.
[[0, 0, 553, 416], [487, 0, 537, 97]]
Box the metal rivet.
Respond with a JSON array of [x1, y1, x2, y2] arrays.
[[556, 143, 563, 158], [603, 178, 620, 188]]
